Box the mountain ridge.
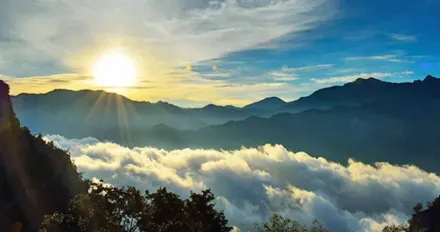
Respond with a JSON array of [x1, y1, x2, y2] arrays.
[[280, 75, 440, 113], [7, 74, 440, 170], [11, 75, 439, 110]]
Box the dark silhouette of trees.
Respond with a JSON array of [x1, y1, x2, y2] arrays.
[[0, 80, 86, 231], [382, 224, 409, 232], [253, 214, 329, 232], [382, 195, 440, 232], [413, 203, 423, 215], [39, 181, 232, 232]]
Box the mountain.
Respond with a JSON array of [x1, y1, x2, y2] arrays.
[[14, 75, 440, 139], [9, 75, 440, 172], [91, 75, 440, 173], [244, 97, 286, 110], [11, 89, 255, 139], [0, 81, 85, 231], [281, 75, 440, 113]]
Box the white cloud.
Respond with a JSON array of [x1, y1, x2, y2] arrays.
[[266, 71, 299, 81], [0, 0, 334, 76], [282, 64, 334, 72], [44, 135, 440, 232], [400, 71, 414, 76], [344, 54, 412, 63], [389, 34, 418, 42], [203, 72, 232, 78], [266, 64, 333, 82]]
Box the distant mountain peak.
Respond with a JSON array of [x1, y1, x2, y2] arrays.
[[203, 104, 220, 109], [263, 97, 285, 103], [156, 100, 173, 105], [352, 77, 383, 84], [244, 97, 286, 110], [424, 75, 438, 82]]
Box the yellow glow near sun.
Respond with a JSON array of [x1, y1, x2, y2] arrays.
[[92, 51, 137, 87]]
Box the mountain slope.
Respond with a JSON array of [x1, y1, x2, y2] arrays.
[[281, 75, 440, 113], [11, 89, 254, 138], [13, 75, 440, 138], [0, 81, 85, 231], [8, 75, 440, 172], [244, 97, 286, 110], [112, 76, 440, 172]]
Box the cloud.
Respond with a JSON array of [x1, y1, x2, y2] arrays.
[[44, 135, 440, 232], [0, 0, 334, 77], [203, 72, 232, 79], [400, 71, 414, 76], [265, 64, 333, 82], [266, 71, 299, 81], [1, 74, 94, 94], [282, 64, 334, 72], [344, 54, 412, 63], [389, 34, 418, 42]]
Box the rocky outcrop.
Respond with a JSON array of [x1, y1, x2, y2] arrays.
[[0, 81, 19, 134]]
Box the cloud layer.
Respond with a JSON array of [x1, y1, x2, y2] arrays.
[[45, 135, 440, 232]]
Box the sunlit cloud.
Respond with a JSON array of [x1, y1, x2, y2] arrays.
[[267, 71, 299, 81], [45, 135, 440, 232], [265, 64, 333, 82], [344, 53, 413, 63]]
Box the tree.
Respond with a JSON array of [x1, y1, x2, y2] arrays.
[[39, 181, 232, 232], [413, 203, 423, 214], [253, 214, 329, 232], [40, 180, 146, 232], [382, 224, 409, 232]]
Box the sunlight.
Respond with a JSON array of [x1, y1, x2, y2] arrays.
[[92, 51, 137, 87]]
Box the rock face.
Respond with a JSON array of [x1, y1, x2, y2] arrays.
[[0, 81, 19, 134], [0, 80, 85, 231]]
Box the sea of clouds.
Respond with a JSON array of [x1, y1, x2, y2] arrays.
[[45, 135, 440, 232]]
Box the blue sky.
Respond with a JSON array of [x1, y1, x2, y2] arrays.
[[0, 0, 439, 106], [192, 0, 440, 91]]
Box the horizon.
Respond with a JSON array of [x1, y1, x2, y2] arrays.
[[9, 73, 439, 108]]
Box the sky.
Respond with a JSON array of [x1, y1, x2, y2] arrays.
[[1, 0, 439, 107]]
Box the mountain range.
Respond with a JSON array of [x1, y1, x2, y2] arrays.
[[11, 75, 440, 172]]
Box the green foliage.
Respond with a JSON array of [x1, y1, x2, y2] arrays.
[[39, 181, 232, 232], [253, 214, 329, 232], [382, 224, 409, 232]]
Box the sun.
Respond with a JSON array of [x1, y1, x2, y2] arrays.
[[92, 51, 137, 87]]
